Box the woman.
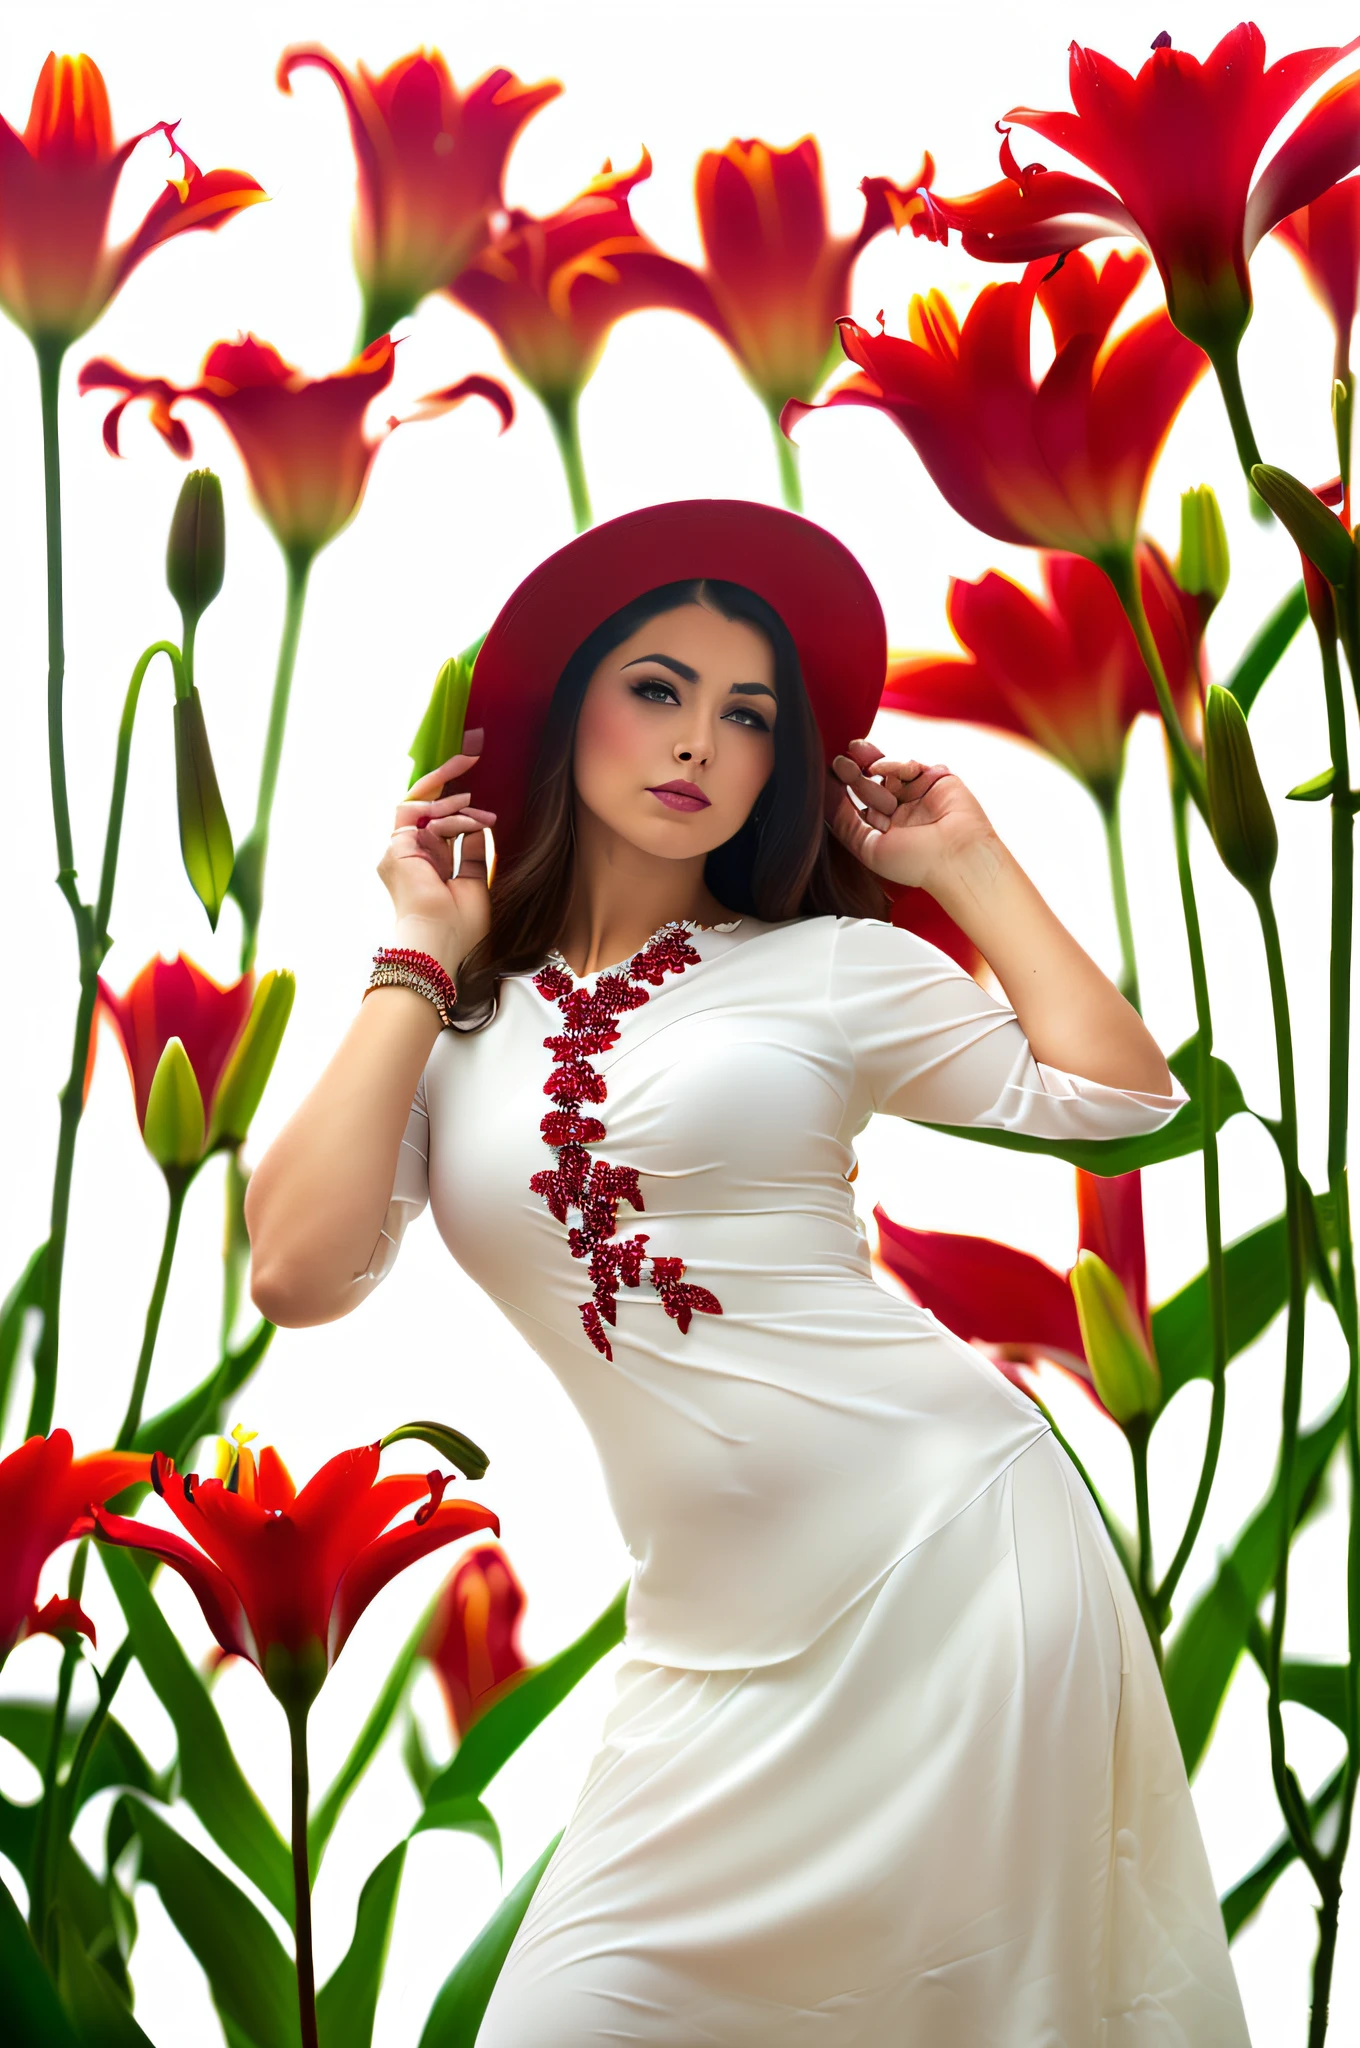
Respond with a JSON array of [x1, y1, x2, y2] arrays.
[[244, 500, 1249, 2045]]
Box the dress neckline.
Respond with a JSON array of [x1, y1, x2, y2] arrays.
[[543, 915, 744, 985]]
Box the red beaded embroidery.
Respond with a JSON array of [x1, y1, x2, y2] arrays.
[[531, 922, 724, 1359]]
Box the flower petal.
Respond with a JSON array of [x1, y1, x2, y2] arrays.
[[92, 1505, 253, 1662], [328, 1498, 500, 1664]]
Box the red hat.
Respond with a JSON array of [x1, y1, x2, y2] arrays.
[[464, 498, 887, 865]]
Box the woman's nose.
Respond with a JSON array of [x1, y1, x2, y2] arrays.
[[675, 731, 712, 766]]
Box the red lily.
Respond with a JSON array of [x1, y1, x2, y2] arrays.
[[0, 51, 264, 349], [784, 248, 1206, 565], [91, 952, 252, 1128], [874, 1166, 1154, 1421], [421, 1542, 529, 1740], [77, 333, 512, 568], [93, 1439, 498, 1707], [882, 546, 1203, 805], [688, 136, 934, 412], [0, 1431, 150, 1663], [450, 149, 714, 407], [918, 24, 1360, 364], [277, 44, 561, 343], [1275, 175, 1360, 383]]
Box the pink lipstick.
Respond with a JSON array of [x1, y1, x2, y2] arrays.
[[647, 780, 710, 812]]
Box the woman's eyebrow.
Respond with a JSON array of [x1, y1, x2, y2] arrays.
[[621, 653, 775, 700]]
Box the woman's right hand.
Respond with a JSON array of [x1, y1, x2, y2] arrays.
[[376, 727, 496, 973]]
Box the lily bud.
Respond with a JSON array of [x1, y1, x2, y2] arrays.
[[1070, 1250, 1161, 1425], [1250, 464, 1356, 585], [166, 469, 226, 631], [408, 632, 486, 786], [174, 686, 235, 930], [1176, 485, 1230, 612], [1205, 683, 1278, 894], [206, 970, 296, 1150], [142, 1039, 207, 1169]]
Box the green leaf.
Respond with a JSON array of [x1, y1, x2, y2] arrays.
[[417, 1831, 562, 2048], [1163, 1396, 1346, 1775], [0, 1786, 38, 1873], [0, 1240, 45, 1437], [378, 1422, 489, 1482], [1225, 581, 1307, 715], [407, 635, 486, 787], [1286, 767, 1336, 801], [316, 1842, 406, 2048], [309, 1589, 437, 1872], [1151, 1211, 1296, 1408], [1220, 1762, 1346, 1939], [134, 1317, 276, 1468], [410, 1796, 502, 1875], [54, 1839, 135, 2002], [1280, 1658, 1349, 1730], [0, 1870, 83, 2048], [402, 1706, 438, 1800], [52, 1902, 154, 2046], [0, 1703, 158, 1816], [425, 1585, 626, 1808], [913, 1034, 1246, 1175], [99, 1545, 294, 1926], [121, 1796, 300, 2048]]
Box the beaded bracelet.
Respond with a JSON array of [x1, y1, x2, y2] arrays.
[[363, 946, 458, 1029]]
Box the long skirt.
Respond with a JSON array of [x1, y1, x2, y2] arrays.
[[476, 1429, 1252, 2045]]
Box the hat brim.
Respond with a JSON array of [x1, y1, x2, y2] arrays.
[[460, 498, 887, 866]]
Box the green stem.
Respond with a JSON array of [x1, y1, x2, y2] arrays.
[[30, 1538, 87, 1952], [1127, 1414, 1156, 1621], [288, 1706, 319, 2048], [115, 1170, 191, 1450], [1098, 786, 1140, 1010], [236, 554, 313, 975], [769, 405, 803, 512], [1030, 1392, 1162, 1659], [1153, 773, 1229, 1618], [1207, 342, 1269, 519], [1313, 628, 1360, 1903], [1334, 351, 1353, 505], [1257, 886, 1328, 1890], [1311, 1894, 1341, 2048], [541, 390, 593, 533], [59, 1637, 135, 1834], [1104, 551, 1209, 820]]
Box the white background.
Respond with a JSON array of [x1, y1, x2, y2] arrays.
[[1, 2, 1358, 2041]]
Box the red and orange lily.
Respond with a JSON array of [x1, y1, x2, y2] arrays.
[[89, 951, 292, 1171], [784, 248, 1207, 567], [93, 1438, 499, 1708], [917, 24, 1360, 471], [1275, 177, 1360, 488], [421, 1541, 530, 1740], [0, 1431, 150, 1665], [681, 137, 932, 505], [874, 1165, 1160, 1426], [278, 44, 561, 346], [449, 150, 712, 527], [78, 333, 512, 572], [882, 546, 1204, 807], [0, 51, 263, 350]]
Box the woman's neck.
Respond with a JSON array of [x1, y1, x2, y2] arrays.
[[554, 803, 733, 978]]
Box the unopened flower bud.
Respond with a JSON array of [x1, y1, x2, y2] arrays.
[[206, 970, 296, 1150], [1071, 1250, 1161, 1425], [166, 469, 226, 630], [142, 1039, 207, 1169], [1176, 485, 1230, 610], [1250, 463, 1356, 585], [1205, 682, 1278, 894], [174, 686, 235, 930]]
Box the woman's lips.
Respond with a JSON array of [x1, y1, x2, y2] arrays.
[[647, 782, 710, 811]]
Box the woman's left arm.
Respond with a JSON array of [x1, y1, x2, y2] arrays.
[[828, 739, 1175, 1096]]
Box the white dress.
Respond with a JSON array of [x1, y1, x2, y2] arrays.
[[353, 913, 1250, 2046]]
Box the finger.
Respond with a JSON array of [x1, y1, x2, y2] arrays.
[[844, 737, 887, 772], [825, 778, 882, 859], [832, 756, 897, 817], [395, 791, 477, 822], [406, 739, 484, 797], [419, 808, 497, 836]]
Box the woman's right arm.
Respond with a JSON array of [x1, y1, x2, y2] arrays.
[[244, 735, 495, 1327]]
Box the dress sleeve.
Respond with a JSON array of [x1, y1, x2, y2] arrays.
[[829, 915, 1190, 1139], [347, 1066, 431, 1299]]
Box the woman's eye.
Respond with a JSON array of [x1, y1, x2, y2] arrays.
[[725, 705, 770, 731], [630, 678, 679, 705]]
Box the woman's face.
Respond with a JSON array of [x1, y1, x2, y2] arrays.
[[571, 603, 777, 859]]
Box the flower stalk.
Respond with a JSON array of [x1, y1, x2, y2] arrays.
[[115, 1169, 191, 1449], [234, 555, 313, 972], [541, 392, 592, 534], [1102, 550, 1207, 818], [288, 1703, 319, 2048], [1097, 789, 1140, 1011]]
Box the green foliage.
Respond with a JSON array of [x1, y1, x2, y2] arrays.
[[52, 1902, 155, 2046], [1, 1872, 82, 2048], [407, 636, 486, 787], [120, 1795, 301, 2048], [0, 1700, 159, 1817], [1224, 581, 1306, 714], [1221, 1764, 1347, 1940], [100, 1545, 294, 1925], [316, 1842, 407, 2048], [378, 1421, 490, 1482], [411, 1796, 502, 1875], [417, 1832, 563, 2048], [309, 1589, 438, 1871], [1163, 1397, 1346, 1776], [0, 1240, 45, 1435]]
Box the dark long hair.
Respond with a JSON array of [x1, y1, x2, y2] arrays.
[[454, 577, 887, 1022]]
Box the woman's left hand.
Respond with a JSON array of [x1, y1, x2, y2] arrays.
[[826, 738, 995, 891]]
